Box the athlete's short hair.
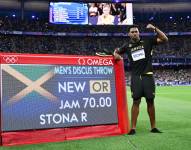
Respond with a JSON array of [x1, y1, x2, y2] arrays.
[[128, 24, 139, 33]]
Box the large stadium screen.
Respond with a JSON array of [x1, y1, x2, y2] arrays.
[[89, 3, 133, 25], [49, 2, 89, 25], [49, 2, 133, 25]]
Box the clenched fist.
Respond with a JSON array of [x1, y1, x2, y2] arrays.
[[146, 24, 156, 31]]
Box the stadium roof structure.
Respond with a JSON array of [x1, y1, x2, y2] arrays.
[[0, 0, 190, 12]]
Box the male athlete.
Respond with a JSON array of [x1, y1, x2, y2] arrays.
[[113, 24, 168, 135]]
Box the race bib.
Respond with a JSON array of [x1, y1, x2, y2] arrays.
[[131, 49, 145, 61]]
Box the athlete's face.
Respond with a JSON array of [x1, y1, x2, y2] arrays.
[[128, 27, 140, 41], [103, 6, 110, 15]]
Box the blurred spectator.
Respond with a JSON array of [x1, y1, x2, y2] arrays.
[[89, 3, 98, 17], [97, 4, 115, 25]]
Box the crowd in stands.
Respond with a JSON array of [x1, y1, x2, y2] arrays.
[[0, 14, 190, 32], [0, 35, 190, 58], [0, 13, 190, 57], [125, 69, 191, 86], [0, 15, 190, 86], [153, 36, 191, 58], [154, 69, 191, 86]]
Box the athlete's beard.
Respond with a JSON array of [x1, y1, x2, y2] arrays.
[[131, 37, 140, 43]]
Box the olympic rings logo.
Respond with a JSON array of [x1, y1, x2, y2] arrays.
[[3, 56, 18, 64]]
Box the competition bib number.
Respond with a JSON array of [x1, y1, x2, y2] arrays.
[[131, 49, 145, 61]]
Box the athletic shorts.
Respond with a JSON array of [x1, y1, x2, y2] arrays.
[[130, 74, 155, 101]]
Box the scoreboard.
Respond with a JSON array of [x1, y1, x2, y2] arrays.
[[49, 2, 88, 24], [0, 53, 129, 146], [2, 65, 118, 131]]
